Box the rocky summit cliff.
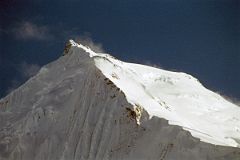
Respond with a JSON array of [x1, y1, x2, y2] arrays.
[[0, 40, 240, 160]]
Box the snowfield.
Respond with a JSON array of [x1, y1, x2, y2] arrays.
[[0, 40, 240, 160]]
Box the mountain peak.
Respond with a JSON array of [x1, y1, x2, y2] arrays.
[[63, 39, 98, 57], [61, 41, 240, 147], [1, 41, 240, 160], [68, 39, 78, 46]]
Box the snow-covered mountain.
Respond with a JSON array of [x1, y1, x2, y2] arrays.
[[0, 40, 240, 160]]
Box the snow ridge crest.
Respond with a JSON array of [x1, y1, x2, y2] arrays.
[[65, 39, 97, 57]]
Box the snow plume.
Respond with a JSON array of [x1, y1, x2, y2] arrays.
[[13, 21, 52, 40], [6, 79, 22, 94], [72, 35, 105, 53], [221, 94, 240, 107], [19, 62, 40, 78], [144, 61, 162, 69], [6, 62, 40, 94]]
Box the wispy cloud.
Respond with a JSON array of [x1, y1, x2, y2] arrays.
[[12, 21, 52, 40], [19, 62, 41, 78], [74, 35, 104, 53], [6, 79, 22, 94], [220, 93, 240, 107], [144, 61, 162, 69], [6, 62, 40, 94], [0, 27, 4, 33]]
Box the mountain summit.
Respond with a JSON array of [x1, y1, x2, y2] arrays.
[[0, 40, 240, 160]]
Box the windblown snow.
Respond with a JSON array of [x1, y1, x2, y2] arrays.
[[0, 40, 240, 160]]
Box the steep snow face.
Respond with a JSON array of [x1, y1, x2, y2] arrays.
[[0, 45, 134, 160], [69, 40, 240, 148], [0, 40, 240, 160]]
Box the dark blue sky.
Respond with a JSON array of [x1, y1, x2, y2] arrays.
[[0, 0, 239, 101]]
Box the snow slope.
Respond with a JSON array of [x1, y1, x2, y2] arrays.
[[0, 40, 240, 160], [71, 40, 240, 147]]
